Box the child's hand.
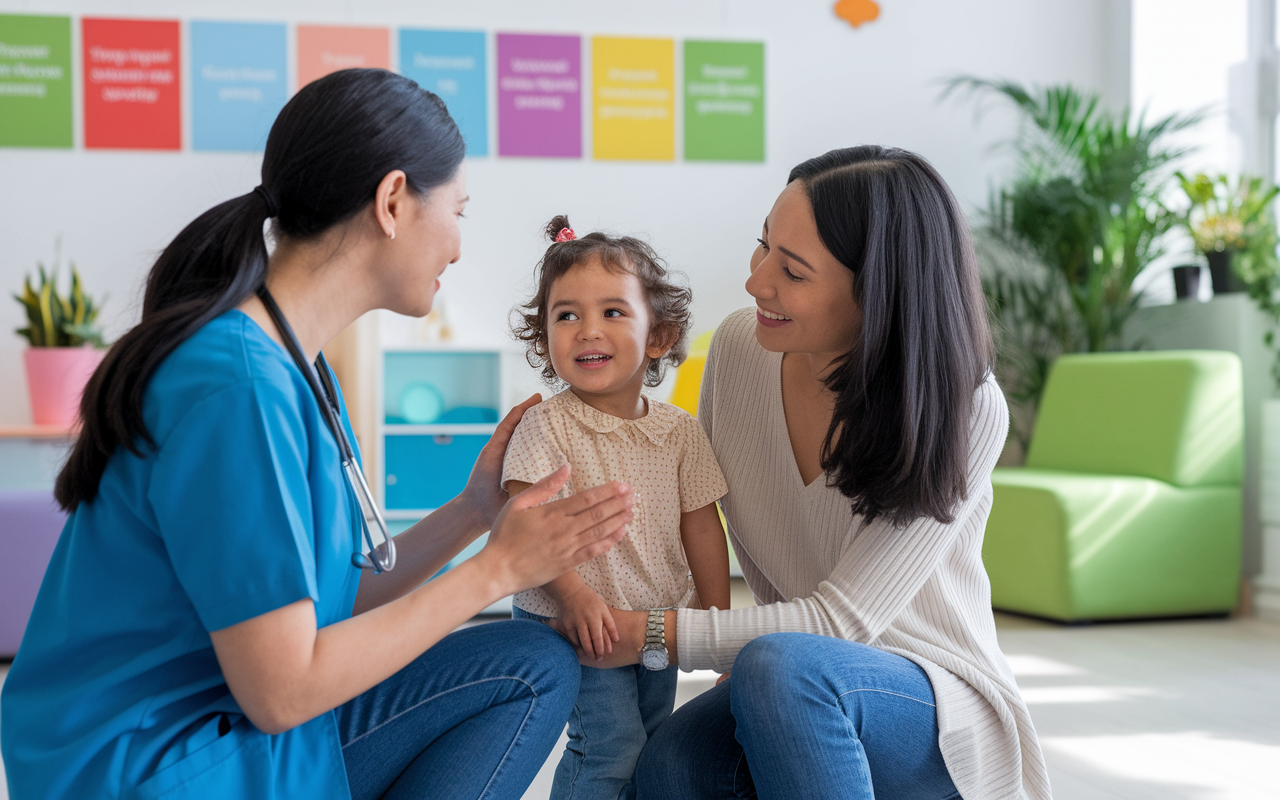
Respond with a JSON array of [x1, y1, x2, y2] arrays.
[[556, 584, 619, 661]]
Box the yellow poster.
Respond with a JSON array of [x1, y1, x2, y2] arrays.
[[592, 36, 674, 161]]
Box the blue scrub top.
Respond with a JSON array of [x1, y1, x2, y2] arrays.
[[1, 310, 363, 800]]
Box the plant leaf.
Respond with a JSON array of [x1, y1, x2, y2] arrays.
[[38, 277, 56, 347]]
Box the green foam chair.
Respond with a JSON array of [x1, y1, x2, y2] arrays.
[[983, 351, 1243, 621]]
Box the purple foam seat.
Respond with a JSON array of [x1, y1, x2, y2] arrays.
[[0, 490, 66, 658]]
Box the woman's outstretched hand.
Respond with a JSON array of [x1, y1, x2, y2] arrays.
[[459, 394, 542, 532], [479, 466, 634, 598]]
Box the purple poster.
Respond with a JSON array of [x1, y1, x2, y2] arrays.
[[497, 33, 581, 158]]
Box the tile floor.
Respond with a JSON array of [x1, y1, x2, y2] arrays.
[[3, 599, 1278, 800]]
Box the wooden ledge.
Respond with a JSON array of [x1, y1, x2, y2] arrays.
[[0, 425, 76, 439]]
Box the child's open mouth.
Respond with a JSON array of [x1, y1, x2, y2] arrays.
[[575, 352, 612, 370]]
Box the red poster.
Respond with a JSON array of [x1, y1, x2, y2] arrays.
[[82, 18, 180, 150]]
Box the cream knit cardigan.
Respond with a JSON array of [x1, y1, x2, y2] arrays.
[[676, 309, 1051, 800]]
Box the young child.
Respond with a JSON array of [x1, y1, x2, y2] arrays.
[[504, 216, 730, 800]]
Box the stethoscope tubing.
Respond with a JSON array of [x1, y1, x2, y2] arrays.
[[257, 287, 396, 573]]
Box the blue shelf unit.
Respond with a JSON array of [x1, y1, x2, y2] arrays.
[[378, 347, 512, 613]]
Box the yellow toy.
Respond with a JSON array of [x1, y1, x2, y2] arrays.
[[668, 330, 715, 416]]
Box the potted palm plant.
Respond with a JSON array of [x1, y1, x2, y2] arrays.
[[13, 254, 107, 427], [1177, 172, 1280, 295], [942, 78, 1200, 454]]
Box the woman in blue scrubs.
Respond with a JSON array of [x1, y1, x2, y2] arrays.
[[0, 68, 633, 800]]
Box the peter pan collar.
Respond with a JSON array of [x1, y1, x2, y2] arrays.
[[556, 389, 681, 446]]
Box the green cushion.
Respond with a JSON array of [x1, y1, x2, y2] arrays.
[[1026, 351, 1243, 487], [985, 468, 1241, 620]]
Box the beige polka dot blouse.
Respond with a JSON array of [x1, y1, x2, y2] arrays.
[[503, 389, 728, 616]]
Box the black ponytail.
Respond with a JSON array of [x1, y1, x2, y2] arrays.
[[56, 68, 465, 510]]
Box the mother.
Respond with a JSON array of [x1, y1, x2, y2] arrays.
[[0, 69, 633, 800], [599, 147, 1051, 799]]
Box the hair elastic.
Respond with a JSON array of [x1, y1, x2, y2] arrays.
[[253, 185, 279, 218], [555, 227, 576, 243]]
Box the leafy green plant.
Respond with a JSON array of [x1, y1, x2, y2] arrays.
[[1247, 267, 1280, 389], [1177, 173, 1280, 387], [13, 246, 106, 347], [1178, 172, 1278, 254], [942, 78, 1201, 450]]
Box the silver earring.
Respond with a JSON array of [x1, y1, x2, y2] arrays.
[[389, 230, 395, 240]]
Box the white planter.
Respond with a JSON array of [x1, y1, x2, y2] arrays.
[[1258, 398, 1280, 622]]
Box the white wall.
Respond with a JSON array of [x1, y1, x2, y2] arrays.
[[1133, 0, 1247, 179], [1129, 0, 1248, 303], [0, 0, 1131, 422]]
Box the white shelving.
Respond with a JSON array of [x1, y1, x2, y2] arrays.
[[375, 346, 516, 614]]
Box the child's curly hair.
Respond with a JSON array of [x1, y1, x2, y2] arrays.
[[514, 215, 693, 387]]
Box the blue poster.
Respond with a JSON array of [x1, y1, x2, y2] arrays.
[[190, 21, 287, 152], [399, 29, 487, 156]]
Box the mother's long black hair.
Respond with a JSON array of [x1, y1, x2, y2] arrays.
[[791, 146, 994, 526], [56, 68, 466, 510]]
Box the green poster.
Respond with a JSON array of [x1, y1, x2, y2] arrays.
[[0, 14, 73, 148], [683, 40, 764, 162]]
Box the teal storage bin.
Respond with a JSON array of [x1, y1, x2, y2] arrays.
[[384, 433, 490, 510], [383, 351, 501, 423]]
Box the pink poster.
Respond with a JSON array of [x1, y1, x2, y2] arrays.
[[496, 33, 580, 158], [296, 25, 389, 89]]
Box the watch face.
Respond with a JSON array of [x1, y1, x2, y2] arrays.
[[642, 647, 668, 671]]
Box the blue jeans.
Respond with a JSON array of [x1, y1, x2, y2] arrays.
[[634, 633, 961, 800], [336, 619, 580, 800], [513, 607, 678, 800]]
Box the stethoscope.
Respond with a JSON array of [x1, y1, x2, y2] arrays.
[[258, 287, 397, 573]]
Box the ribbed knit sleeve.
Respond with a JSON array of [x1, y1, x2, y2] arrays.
[[678, 308, 1050, 800], [679, 378, 1007, 668]]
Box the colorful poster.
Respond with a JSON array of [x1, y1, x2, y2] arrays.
[[683, 41, 765, 162], [400, 29, 487, 157], [190, 21, 287, 152], [0, 15, 72, 148], [592, 36, 673, 161], [82, 18, 181, 150], [496, 33, 581, 158], [296, 25, 389, 89]]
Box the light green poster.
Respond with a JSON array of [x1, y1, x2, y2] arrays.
[[683, 40, 764, 162], [0, 14, 73, 148]]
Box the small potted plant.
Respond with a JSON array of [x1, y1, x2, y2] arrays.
[[1177, 172, 1280, 294], [13, 252, 107, 427]]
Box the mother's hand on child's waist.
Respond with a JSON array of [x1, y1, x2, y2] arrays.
[[550, 608, 678, 670]]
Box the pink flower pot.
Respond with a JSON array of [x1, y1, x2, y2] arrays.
[[23, 347, 105, 427]]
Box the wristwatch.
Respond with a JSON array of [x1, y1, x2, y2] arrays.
[[640, 609, 669, 671]]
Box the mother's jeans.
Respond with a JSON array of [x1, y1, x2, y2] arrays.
[[336, 619, 579, 800], [634, 632, 961, 800]]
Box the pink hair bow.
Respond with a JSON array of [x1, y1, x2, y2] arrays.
[[555, 227, 577, 243]]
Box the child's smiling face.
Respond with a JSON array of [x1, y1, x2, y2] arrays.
[[546, 258, 668, 416]]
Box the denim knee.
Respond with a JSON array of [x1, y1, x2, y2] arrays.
[[502, 619, 581, 705], [729, 633, 829, 727], [732, 634, 813, 689]]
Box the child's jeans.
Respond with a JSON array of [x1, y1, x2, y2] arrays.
[[513, 606, 679, 800]]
